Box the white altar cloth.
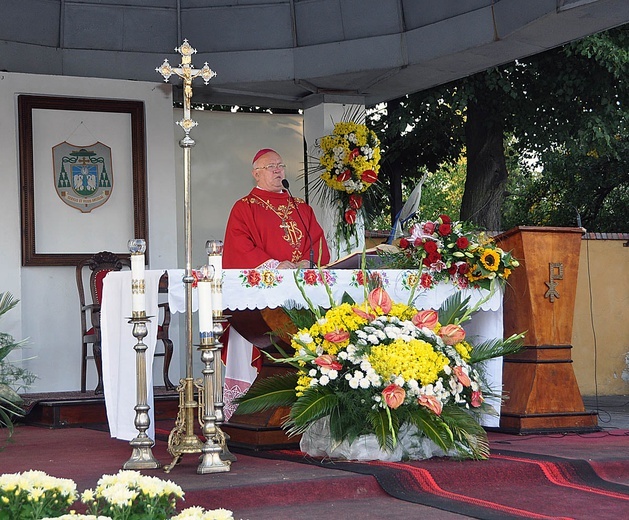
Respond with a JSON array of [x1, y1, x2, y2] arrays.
[[102, 268, 503, 439]]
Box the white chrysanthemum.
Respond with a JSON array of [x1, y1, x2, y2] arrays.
[[337, 351, 348, 360], [367, 334, 379, 344], [319, 375, 330, 386], [348, 378, 360, 389], [327, 369, 338, 380], [309, 369, 317, 377], [359, 377, 371, 389], [297, 332, 314, 344]]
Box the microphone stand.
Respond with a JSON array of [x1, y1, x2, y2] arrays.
[[282, 179, 315, 268]]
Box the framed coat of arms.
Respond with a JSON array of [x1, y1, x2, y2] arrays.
[[52, 142, 114, 213], [18, 95, 148, 267]]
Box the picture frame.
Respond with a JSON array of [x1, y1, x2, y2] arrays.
[[18, 95, 148, 266]]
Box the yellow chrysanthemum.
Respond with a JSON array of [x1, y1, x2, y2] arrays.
[[454, 341, 473, 361], [295, 373, 313, 396], [369, 338, 448, 386]]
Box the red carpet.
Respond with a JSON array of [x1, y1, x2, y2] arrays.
[[226, 431, 629, 520], [2, 425, 628, 519]]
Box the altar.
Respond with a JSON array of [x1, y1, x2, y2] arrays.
[[101, 268, 504, 442]]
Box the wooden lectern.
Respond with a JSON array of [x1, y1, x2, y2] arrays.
[[495, 227, 598, 433]]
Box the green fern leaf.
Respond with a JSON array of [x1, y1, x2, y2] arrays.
[[287, 387, 339, 434], [469, 334, 524, 364], [407, 408, 454, 452], [232, 373, 298, 415], [438, 292, 471, 325]]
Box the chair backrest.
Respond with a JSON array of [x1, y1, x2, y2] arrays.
[[76, 251, 131, 309]]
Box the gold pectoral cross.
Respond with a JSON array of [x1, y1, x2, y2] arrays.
[[280, 220, 303, 247]]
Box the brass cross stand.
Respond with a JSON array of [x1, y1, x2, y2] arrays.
[[156, 41, 231, 473]]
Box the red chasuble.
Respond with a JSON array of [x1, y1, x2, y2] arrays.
[[223, 187, 330, 269]]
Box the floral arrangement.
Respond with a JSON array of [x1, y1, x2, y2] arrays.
[[0, 470, 77, 519], [0, 469, 233, 520], [235, 277, 523, 460], [81, 470, 183, 520], [384, 214, 519, 291], [312, 120, 381, 249]]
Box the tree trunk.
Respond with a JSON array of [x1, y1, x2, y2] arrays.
[[460, 98, 508, 231]]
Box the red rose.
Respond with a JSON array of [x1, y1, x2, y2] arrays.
[[414, 237, 423, 247], [423, 240, 438, 253], [412, 309, 439, 330], [323, 330, 350, 343], [349, 148, 360, 160], [423, 251, 442, 266], [344, 209, 357, 225], [438, 223, 452, 236], [439, 214, 452, 225], [456, 236, 469, 249], [399, 237, 410, 249], [448, 265, 458, 275], [246, 270, 261, 286], [349, 194, 363, 210], [337, 169, 352, 182], [382, 384, 406, 409], [423, 221, 436, 234], [368, 287, 392, 314], [457, 263, 469, 274], [314, 354, 343, 371], [360, 169, 378, 184]]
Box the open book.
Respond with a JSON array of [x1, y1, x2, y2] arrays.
[[324, 244, 400, 269]]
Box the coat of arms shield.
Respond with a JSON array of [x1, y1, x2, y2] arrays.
[[52, 141, 113, 213]]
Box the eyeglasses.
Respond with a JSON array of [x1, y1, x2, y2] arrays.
[[254, 163, 286, 171]]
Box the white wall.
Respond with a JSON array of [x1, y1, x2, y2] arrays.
[[0, 72, 178, 392]]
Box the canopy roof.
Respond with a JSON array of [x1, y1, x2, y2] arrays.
[[2, 0, 628, 108]]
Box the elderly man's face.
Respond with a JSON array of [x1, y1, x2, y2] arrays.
[[252, 151, 286, 192]]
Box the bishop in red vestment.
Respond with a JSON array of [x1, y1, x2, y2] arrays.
[[221, 149, 330, 419], [223, 148, 330, 269]]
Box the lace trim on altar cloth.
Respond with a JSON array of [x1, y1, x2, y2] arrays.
[[223, 379, 253, 421]]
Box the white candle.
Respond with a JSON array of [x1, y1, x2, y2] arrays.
[[206, 240, 223, 281], [211, 280, 222, 317], [130, 253, 145, 313], [197, 279, 213, 333]]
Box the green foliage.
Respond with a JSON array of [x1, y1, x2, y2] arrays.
[[468, 335, 525, 365], [368, 24, 629, 233], [287, 386, 339, 436], [232, 372, 299, 415], [0, 292, 36, 440]]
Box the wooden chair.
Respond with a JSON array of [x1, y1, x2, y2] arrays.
[[76, 251, 175, 393]]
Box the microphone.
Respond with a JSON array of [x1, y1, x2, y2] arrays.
[[282, 179, 315, 268]]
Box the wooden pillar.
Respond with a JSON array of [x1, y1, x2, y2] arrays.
[[495, 227, 598, 433]]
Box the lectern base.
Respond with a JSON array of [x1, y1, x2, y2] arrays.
[[499, 410, 599, 435]]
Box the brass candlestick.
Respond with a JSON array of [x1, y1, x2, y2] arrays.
[[123, 314, 161, 469], [197, 325, 231, 474]]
